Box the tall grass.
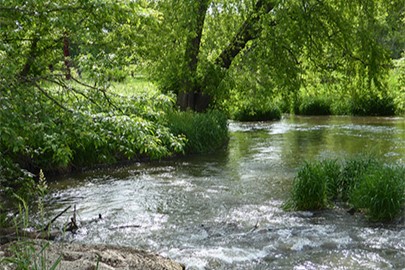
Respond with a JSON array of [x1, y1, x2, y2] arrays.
[[350, 165, 405, 221], [285, 159, 340, 210], [286, 162, 329, 210], [297, 96, 332, 116], [285, 156, 405, 222], [1, 180, 61, 270], [166, 110, 229, 154]]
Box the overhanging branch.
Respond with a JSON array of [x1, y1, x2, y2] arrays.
[[215, 0, 276, 69]]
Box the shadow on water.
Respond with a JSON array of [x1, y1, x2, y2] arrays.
[[46, 116, 405, 269]]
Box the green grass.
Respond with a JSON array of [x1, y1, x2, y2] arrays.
[[285, 156, 405, 222], [166, 110, 229, 154], [285, 159, 340, 211], [350, 164, 405, 222], [287, 161, 329, 210], [231, 102, 282, 121], [2, 241, 62, 270], [110, 76, 160, 96]]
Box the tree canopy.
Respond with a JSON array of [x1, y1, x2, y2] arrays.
[[144, 0, 404, 111]]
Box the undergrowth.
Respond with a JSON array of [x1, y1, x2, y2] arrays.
[[166, 110, 229, 154]]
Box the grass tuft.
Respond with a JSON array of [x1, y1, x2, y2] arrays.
[[166, 110, 229, 154], [285, 156, 405, 222]]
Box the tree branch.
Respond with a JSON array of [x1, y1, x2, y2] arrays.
[[215, 0, 276, 69], [34, 83, 73, 112]]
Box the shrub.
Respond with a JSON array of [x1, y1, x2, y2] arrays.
[[298, 96, 331, 115], [350, 165, 405, 222], [349, 94, 395, 116], [0, 85, 187, 174], [232, 103, 282, 121], [166, 110, 229, 154]]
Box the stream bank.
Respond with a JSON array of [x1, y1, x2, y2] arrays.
[[0, 240, 184, 270]]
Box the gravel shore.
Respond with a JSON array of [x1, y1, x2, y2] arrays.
[[0, 240, 184, 270]]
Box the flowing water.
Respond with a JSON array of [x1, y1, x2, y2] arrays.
[[46, 116, 405, 269]]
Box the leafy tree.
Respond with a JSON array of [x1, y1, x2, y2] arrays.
[[0, 0, 157, 87], [145, 0, 402, 111], [0, 0, 186, 199]]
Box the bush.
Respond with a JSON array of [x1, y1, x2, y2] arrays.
[[166, 110, 229, 154], [349, 94, 396, 116], [231, 103, 281, 121], [0, 85, 187, 175], [297, 96, 331, 115]]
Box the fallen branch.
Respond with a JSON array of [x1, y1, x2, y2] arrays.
[[43, 205, 72, 231]]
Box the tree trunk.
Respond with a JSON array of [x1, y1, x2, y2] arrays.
[[63, 32, 71, 80], [215, 0, 275, 69], [178, 0, 276, 111], [19, 36, 39, 80], [177, 0, 210, 111]]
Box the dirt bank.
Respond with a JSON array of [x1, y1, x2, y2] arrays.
[[0, 240, 184, 270]]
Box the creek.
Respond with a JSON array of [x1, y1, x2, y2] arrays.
[[46, 115, 405, 269]]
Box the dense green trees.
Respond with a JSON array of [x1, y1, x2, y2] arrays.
[[0, 1, 182, 201], [145, 0, 404, 113]]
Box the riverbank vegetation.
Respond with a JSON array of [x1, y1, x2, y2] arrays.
[[285, 156, 405, 222]]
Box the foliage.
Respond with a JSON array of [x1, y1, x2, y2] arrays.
[[350, 165, 405, 222], [0, 0, 189, 197], [349, 92, 396, 116], [286, 159, 341, 211], [143, 0, 400, 112], [285, 156, 405, 222], [1, 241, 61, 270], [392, 57, 405, 115], [0, 82, 187, 174], [0, 0, 156, 86], [231, 104, 281, 121], [297, 96, 332, 116], [339, 156, 379, 201], [1, 185, 61, 270], [166, 110, 228, 154]]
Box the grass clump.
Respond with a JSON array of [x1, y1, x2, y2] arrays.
[[166, 110, 229, 154], [286, 160, 340, 211], [0, 172, 61, 270], [350, 165, 405, 222], [285, 156, 405, 222], [338, 156, 379, 201]]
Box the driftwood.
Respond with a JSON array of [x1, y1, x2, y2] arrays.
[[44, 205, 71, 231], [109, 224, 141, 230]]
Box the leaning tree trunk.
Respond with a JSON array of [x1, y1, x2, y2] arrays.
[[178, 0, 276, 111], [177, 0, 210, 111]]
